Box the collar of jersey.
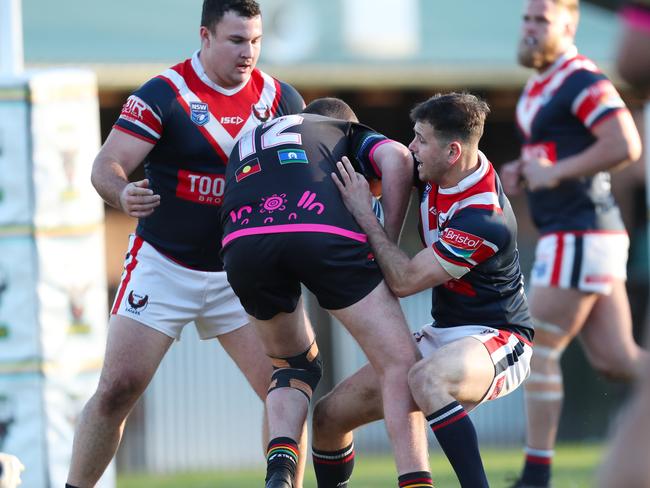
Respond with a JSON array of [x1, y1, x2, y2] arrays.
[[532, 45, 578, 84], [191, 50, 251, 96], [438, 150, 490, 195]]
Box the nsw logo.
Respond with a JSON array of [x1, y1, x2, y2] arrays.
[[125, 290, 149, 315], [190, 102, 210, 126]]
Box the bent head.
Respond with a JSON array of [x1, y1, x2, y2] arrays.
[[302, 97, 359, 122], [199, 0, 262, 88], [408, 93, 490, 185], [518, 0, 579, 70]]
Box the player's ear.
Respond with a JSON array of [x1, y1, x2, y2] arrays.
[[199, 26, 212, 46], [448, 141, 462, 165]]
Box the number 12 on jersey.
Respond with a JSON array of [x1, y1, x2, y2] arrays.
[[237, 115, 305, 160]]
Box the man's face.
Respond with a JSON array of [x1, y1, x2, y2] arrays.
[[200, 11, 262, 88], [408, 121, 450, 184], [517, 0, 575, 70]]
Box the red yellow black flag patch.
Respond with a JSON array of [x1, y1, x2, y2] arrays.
[[235, 158, 261, 182]]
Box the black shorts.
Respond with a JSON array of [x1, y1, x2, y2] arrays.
[[223, 232, 384, 320]]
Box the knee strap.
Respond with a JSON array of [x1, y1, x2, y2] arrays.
[[268, 342, 323, 401]]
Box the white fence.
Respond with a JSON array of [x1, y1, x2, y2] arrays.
[[122, 290, 526, 473]]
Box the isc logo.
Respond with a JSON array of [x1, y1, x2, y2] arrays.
[[176, 170, 225, 206], [221, 116, 244, 125]]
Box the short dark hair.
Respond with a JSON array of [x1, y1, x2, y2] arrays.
[[302, 97, 358, 122], [410, 92, 490, 144], [201, 0, 261, 32]]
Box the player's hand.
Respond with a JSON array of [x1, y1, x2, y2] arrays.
[[331, 157, 375, 224], [0, 453, 25, 488], [521, 157, 559, 191], [499, 159, 524, 195], [119, 179, 161, 218]]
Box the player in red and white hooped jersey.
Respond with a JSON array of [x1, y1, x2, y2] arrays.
[[315, 93, 533, 488], [499, 1, 646, 487], [66, 2, 306, 488]]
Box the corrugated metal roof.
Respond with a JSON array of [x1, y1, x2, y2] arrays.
[[21, 0, 621, 88]]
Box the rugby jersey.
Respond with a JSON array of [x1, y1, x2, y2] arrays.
[[114, 51, 304, 270], [516, 46, 627, 234], [418, 152, 533, 337], [221, 114, 390, 246]]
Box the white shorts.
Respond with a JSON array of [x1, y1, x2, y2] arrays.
[[413, 324, 533, 404], [111, 234, 248, 340], [530, 231, 628, 294]]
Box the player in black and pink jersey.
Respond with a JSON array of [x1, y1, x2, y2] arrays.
[[222, 97, 432, 488], [499, 1, 646, 487], [315, 93, 533, 488], [66, 2, 306, 488]]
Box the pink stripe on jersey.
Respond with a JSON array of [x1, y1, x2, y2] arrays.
[[112, 236, 145, 315], [222, 224, 367, 247], [368, 139, 392, 176]]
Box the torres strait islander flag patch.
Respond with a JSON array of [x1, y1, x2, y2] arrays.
[[235, 159, 261, 182], [278, 149, 308, 165]]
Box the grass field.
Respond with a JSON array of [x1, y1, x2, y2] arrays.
[[117, 443, 603, 487]]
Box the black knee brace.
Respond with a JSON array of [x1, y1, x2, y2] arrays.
[[268, 342, 323, 401]]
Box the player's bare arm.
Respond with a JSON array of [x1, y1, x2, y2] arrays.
[[91, 129, 160, 218], [333, 157, 453, 297], [521, 110, 641, 191], [370, 141, 413, 242]]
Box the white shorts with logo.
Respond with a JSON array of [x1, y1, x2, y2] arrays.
[[111, 234, 248, 340], [413, 324, 533, 405], [530, 231, 628, 294]]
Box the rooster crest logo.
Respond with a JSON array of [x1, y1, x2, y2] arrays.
[[126, 290, 149, 314], [251, 103, 271, 122]]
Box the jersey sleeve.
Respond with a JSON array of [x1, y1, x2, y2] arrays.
[[113, 77, 172, 144], [348, 124, 393, 179], [276, 81, 306, 116], [568, 70, 627, 130], [432, 210, 508, 279]]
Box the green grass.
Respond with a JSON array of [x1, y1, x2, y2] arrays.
[[117, 443, 603, 487]]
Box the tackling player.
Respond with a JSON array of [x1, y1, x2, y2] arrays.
[[317, 92, 533, 488]]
